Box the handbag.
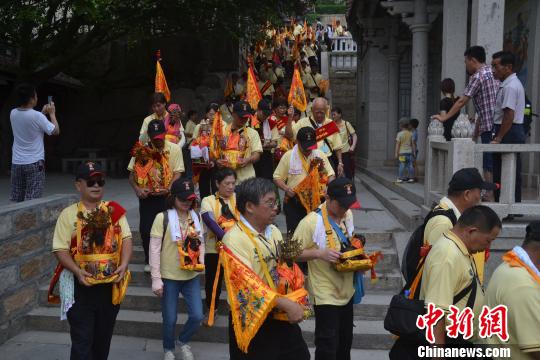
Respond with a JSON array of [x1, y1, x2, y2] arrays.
[[384, 241, 478, 344]]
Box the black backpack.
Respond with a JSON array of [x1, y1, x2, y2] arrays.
[[401, 207, 457, 282]]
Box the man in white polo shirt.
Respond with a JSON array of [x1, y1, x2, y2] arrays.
[[490, 51, 526, 204], [10, 83, 60, 202]]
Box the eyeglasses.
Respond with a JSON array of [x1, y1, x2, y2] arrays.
[[86, 179, 105, 187], [262, 199, 279, 208]]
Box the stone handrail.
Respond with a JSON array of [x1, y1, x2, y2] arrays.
[[329, 52, 357, 69], [425, 132, 540, 218], [331, 36, 358, 52]]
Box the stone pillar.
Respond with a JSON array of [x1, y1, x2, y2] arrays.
[[386, 21, 400, 163], [441, 0, 468, 94], [409, 0, 430, 163], [470, 0, 505, 61]]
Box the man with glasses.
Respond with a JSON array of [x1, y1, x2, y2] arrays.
[[432, 46, 499, 201], [223, 178, 310, 360], [294, 177, 361, 360], [50, 162, 133, 359], [128, 119, 184, 272], [490, 51, 526, 206]]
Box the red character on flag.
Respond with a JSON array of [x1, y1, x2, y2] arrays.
[[446, 305, 474, 340], [478, 305, 509, 342], [416, 303, 445, 344]]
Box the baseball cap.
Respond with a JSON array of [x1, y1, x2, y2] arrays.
[[448, 168, 496, 192], [75, 161, 104, 180], [170, 178, 197, 201], [327, 177, 361, 210], [147, 119, 166, 140], [233, 100, 254, 118], [257, 99, 272, 117], [297, 127, 317, 151]]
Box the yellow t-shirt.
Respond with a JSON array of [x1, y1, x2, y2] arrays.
[[293, 207, 354, 306], [273, 149, 335, 190], [420, 231, 484, 332], [200, 194, 236, 254], [223, 222, 282, 287], [396, 130, 413, 154], [337, 120, 355, 153], [258, 81, 275, 97], [484, 262, 540, 359], [139, 112, 168, 144], [150, 212, 199, 281], [292, 117, 344, 157], [223, 126, 263, 183], [52, 202, 131, 251], [184, 120, 197, 142], [127, 140, 184, 175], [424, 197, 486, 283]]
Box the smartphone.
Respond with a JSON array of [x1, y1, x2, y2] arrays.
[[47, 96, 53, 104]]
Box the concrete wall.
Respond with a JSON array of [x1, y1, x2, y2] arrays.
[[330, 70, 357, 126], [0, 194, 77, 344]]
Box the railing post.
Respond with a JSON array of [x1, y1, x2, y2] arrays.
[[500, 152, 517, 205], [425, 119, 445, 207]]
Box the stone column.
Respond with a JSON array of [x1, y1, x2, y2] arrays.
[[386, 21, 400, 163], [470, 0, 505, 61], [409, 0, 430, 163], [441, 0, 468, 94]]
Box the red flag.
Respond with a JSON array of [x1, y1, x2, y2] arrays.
[[155, 50, 171, 102], [315, 121, 339, 142]]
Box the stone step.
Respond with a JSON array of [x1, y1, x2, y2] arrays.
[[3, 331, 390, 359], [38, 286, 393, 321], [124, 264, 403, 293], [358, 173, 423, 231], [362, 167, 425, 207], [26, 307, 394, 350]]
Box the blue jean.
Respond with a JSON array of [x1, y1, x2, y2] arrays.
[[398, 153, 414, 179], [162, 277, 204, 351]]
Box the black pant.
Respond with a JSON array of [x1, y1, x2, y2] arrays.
[[342, 151, 355, 180], [204, 253, 223, 310], [283, 196, 307, 234], [314, 298, 354, 360], [254, 150, 274, 180], [139, 195, 167, 264], [228, 313, 310, 360], [493, 124, 525, 203], [199, 167, 216, 200], [182, 146, 193, 179], [67, 282, 120, 360]]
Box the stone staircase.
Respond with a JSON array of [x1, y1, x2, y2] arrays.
[[25, 231, 402, 351], [358, 166, 531, 281]]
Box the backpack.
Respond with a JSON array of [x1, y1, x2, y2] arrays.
[[401, 207, 457, 282]]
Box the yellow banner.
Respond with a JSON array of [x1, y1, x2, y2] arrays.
[[246, 63, 262, 109], [155, 60, 171, 102], [288, 65, 307, 112]]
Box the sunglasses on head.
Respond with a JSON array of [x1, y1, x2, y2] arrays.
[[86, 179, 105, 187]]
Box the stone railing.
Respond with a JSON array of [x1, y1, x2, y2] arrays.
[[0, 194, 77, 344], [331, 36, 358, 52], [329, 52, 357, 70], [425, 115, 540, 218]]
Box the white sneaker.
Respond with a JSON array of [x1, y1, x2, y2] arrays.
[[396, 178, 403, 183], [177, 343, 194, 360], [163, 350, 175, 360], [144, 264, 151, 273]]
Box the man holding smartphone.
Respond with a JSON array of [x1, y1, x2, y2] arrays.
[[9, 83, 59, 202]]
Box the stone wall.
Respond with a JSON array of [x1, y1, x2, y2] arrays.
[[0, 194, 77, 344]]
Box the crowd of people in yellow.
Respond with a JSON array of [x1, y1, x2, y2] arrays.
[[40, 18, 539, 360]]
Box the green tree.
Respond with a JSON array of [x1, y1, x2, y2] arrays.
[[0, 0, 312, 172]]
